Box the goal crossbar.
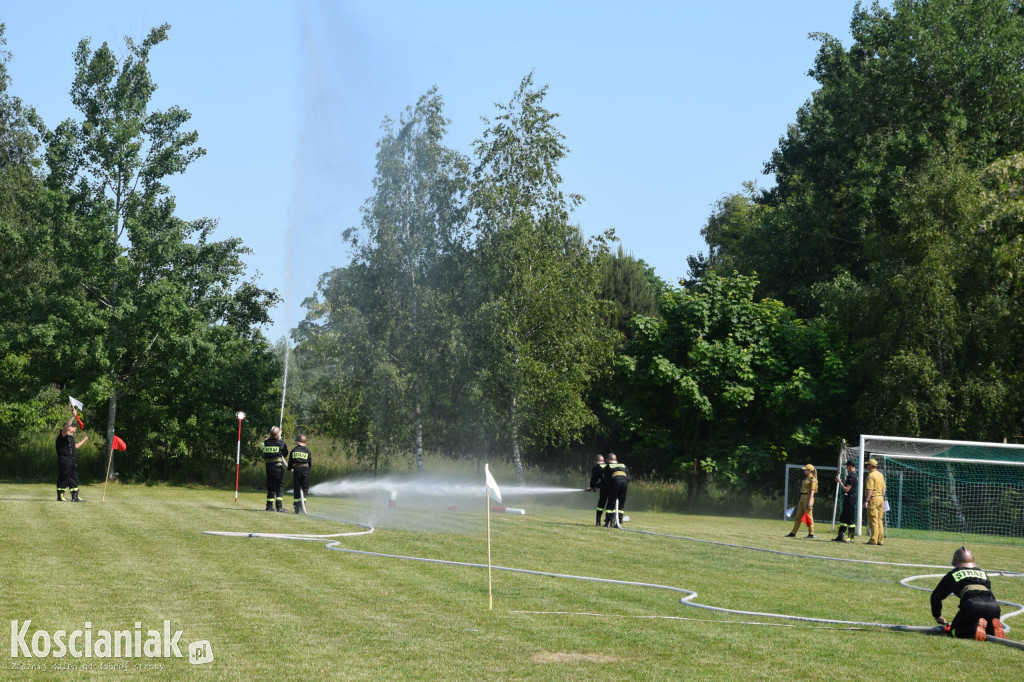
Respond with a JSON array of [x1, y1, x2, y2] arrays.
[[862, 452, 1024, 467]]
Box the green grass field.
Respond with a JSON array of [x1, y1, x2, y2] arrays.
[[2, 482, 1022, 680]]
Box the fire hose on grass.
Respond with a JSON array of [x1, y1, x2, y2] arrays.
[[203, 513, 1024, 651]]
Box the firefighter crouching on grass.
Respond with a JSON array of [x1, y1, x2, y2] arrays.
[[932, 546, 1006, 641], [263, 426, 288, 512], [586, 454, 607, 526], [288, 434, 312, 514], [602, 453, 629, 527]]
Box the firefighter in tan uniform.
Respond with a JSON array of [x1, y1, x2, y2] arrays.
[[786, 464, 817, 538], [864, 458, 886, 545]]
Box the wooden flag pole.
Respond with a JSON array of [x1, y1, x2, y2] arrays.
[[486, 489, 493, 610], [101, 442, 114, 502]]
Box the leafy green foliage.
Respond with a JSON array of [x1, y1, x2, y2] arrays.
[[613, 272, 847, 497], [701, 1, 1024, 445], [713, 0, 1024, 309]]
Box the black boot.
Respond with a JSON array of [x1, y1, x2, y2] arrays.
[[832, 529, 845, 542], [58, 489, 67, 502], [71, 490, 84, 502], [294, 502, 301, 514], [276, 501, 287, 512], [595, 511, 602, 526], [265, 501, 274, 511]]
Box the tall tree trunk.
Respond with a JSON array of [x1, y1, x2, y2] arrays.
[[414, 402, 424, 473], [104, 383, 118, 481], [510, 394, 524, 483]]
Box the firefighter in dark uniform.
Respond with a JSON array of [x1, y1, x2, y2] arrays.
[[832, 460, 858, 542], [56, 418, 88, 502], [932, 546, 1006, 641], [288, 434, 312, 514], [263, 426, 288, 512], [585, 454, 608, 526], [602, 453, 629, 527]]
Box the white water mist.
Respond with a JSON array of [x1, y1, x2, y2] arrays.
[[310, 476, 583, 500]]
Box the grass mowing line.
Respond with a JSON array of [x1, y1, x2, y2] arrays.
[[201, 514, 1024, 651]]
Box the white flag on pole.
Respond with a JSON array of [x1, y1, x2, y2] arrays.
[[69, 396, 84, 411], [484, 463, 502, 503]]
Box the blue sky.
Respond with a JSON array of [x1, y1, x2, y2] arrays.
[[2, 1, 871, 343]]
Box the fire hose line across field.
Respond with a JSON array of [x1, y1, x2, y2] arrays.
[[203, 517, 1024, 652]]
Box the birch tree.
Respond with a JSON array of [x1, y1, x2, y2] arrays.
[[469, 73, 614, 481]]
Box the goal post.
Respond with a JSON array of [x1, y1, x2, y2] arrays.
[[855, 435, 1024, 539]]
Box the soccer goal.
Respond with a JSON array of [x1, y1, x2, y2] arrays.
[[854, 435, 1024, 539]]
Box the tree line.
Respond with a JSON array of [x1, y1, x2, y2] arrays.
[[291, 0, 1024, 497], [6, 1, 1024, 500]]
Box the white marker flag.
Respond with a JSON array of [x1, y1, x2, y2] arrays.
[[484, 463, 502, 503], [69, 396, 84, 411]]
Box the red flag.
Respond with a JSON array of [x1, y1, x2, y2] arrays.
[[75, 413, 85, 429], [111, 435, 127, 451], [800, 511, 813, 526]]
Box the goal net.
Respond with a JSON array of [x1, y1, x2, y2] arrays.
[[856, 435, 1024, 539]]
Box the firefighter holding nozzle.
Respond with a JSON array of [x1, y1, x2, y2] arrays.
[[601, 453, 629, 527], [288, 434, 312, 514], [263, 426, 288, 512], [931, 546, 1006, 641], [585, 454, 608, 526]]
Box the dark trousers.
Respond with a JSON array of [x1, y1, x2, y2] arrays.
[[606, 478, 628, 519], [57, 456, 78, 492], [840, 498, 856, 525], [951, 594, 1001, 639], [266, 463, 284, 507], [292, 467, 310, 501], [837, 496, 856, 535]]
